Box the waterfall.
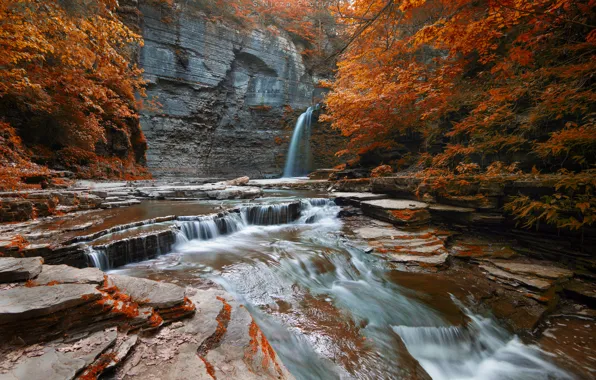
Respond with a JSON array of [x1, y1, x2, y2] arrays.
[[283, 105, 316, 178], [87, 247, 109, 271]]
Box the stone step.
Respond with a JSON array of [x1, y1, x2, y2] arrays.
[[107, 275, 186, 309], [479, 264, 553, 291], [0, 284, 102, 324], [361, 199, 430, 226], [488, 260, 573, 280], [0, 257, 43, 283], [32, 265, 104, 286]]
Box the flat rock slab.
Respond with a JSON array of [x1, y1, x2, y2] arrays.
[[117, 288, 295, 380], [362, 199, 429, 210], [355, 226, 415, 240], [489, 261, 573, 280], [0, 284, 101, 325], [0, 328, 117, 380], [333, 192, 388, 201], [564, 279, 596, 306], [0, 257, 43, 283], [386, 252, 449, 267], [450, 243, 517, 259], [361, 199, 431, 226], [479, 265, 552, 291], [428, 204, 475, 213], [108, 275, 185, 309], [33, 265, 105, 286]]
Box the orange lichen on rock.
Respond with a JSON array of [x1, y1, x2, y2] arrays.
[[160, 296, 196, 321], [244, 318, 283, 377], [79, 353, 117, 380], [196, 296, 232, 379], [390, 209, 418, 221], [147, 310, 164, 328], [200, 356, 217, 380], [6, 235, 29, 251], [95, 291, 140, 319]]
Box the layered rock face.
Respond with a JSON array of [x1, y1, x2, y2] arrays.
[[138, 5, 315, 178]]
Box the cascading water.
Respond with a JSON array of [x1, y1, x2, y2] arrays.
[[175, 199, 334, 245], [392, 298, 572, 380], [86, 247, 109, 271], [105, 196, 571, 380], [283, 105, 317, 178]]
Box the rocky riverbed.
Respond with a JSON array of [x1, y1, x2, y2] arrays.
[[0, 177, 594, 379]]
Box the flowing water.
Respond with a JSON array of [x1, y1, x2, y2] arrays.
[[283, 106, 315, 177], [110, 197, 572, 380]]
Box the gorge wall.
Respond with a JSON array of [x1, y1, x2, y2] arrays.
[[136, 5, 339, 179]]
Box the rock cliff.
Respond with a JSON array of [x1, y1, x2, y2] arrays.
[[137, 5, 317, 178]]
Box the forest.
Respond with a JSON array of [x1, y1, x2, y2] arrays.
[[1, 0, 594, 232]]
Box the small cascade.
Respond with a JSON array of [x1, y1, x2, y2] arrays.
[[392, 303, 572, 380], [176, 213, 246, 244], [241, 202, 301, 225], [299, 198, 338, 224], [87, 247, 109, 271], [283, 105, 317, 177]]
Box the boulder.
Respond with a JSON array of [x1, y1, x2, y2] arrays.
[[107, 275, 185, 309], [361, 199, 430, 226], [33, 265, 105, 286], [223, 176, 250, 186], [0, 284, 101, 324], [0, 257, 43, 283]]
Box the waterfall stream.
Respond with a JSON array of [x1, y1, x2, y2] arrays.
[[283, 106, 316, 177], [107, 196, 571, 380]]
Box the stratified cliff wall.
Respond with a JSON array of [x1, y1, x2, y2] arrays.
[[138, 5, 315, 178]]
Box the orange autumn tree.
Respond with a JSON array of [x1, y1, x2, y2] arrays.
[[323, 0, 596, 231], [0, 0, 150, 187]]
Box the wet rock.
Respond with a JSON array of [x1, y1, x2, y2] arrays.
[[0, 284, 101, 325], [479, 264, 552, 291], [361, 199, 430, 226], [563, 279, 596, 307], [0, 328, 117, 380], [33, 265, 104, 286], [0, 257, 43, 283], [92, 228, 177, 269], [488, 261, 573, 281], [107, 275, 185, 309]]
